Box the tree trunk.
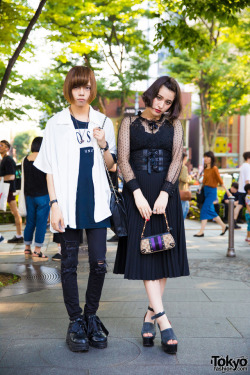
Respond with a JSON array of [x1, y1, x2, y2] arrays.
[[97, 94, 106, 114], [199, 92, 210, 152], [0, 0, 47, 101]]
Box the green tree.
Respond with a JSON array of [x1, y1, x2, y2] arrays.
[[41, 0, 150, 114], [155, 1, 250, 151], [13, 130, 37, 162], [0, 0, 47, 102]]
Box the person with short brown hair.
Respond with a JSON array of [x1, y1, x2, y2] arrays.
[[35, 66, 116, 352], [0, 140, 23, 243]]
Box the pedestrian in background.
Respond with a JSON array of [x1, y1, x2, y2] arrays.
[[233, 152, 250, 227], [194, 151, 231, 237], [0, 140, 23, 243], [114, 76, 189, 354], [34, 66, 116, 353], [23, 137, 50, 261], [244, 183, 250, 243], [222, 182, 240, 227], [179, 152, 191, 219]]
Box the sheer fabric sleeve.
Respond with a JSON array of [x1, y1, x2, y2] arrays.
[[118, 116, 140, 192], [161, 120, 183, 196]]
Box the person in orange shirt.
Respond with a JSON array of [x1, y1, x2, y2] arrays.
[[194, 151, 231, 237]]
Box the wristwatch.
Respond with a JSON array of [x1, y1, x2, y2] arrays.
[[100, 141, 109, 151], [49, 199, 58, 207]]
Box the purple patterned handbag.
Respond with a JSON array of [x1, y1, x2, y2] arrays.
[[140, 213, 175, 255]]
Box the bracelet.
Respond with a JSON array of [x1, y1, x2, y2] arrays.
[[49, 199, 58, 207], [100, 141, 109, 151]]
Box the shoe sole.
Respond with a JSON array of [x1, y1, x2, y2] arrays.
[[52, 258, 61, 261], [89, 340, 107, 349], [32, 257, 48, 262], [25, 254, 32, 259], [142, 337, 154, 347], [66, 337, 89, 352], [162, 342, 177, 354]]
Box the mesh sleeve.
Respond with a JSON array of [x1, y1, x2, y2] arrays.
[[118, 116, 140, 192], [161, 120, 184, 196]]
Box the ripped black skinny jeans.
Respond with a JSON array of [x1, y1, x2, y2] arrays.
[[59, 227, 107, 321]]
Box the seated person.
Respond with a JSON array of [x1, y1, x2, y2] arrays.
[[222, 182, 241, 227]]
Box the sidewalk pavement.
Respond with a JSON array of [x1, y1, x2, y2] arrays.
[[0, 220, 249, 375]]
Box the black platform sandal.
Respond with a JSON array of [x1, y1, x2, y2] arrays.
[[141, 306, 156, 347], [32, 251, 48, 262], [24, 249, 32, 259], [151, 311, 178, 354]]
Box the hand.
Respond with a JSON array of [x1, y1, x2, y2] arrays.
[[51, 204, 65, 232], [93, 127, 106, 148], [133, 189, 152, 220], [153, 191, 169, 214]]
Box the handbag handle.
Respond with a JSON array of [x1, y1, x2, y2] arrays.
[[141, 213, 170, 238], [99, 117, 119, 204]]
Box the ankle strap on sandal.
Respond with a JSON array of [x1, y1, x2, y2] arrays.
[[151, 311, 165, 320], [148, 306, 154, 312]]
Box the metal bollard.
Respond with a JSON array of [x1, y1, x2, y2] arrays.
[[227, 195, 236, 257]]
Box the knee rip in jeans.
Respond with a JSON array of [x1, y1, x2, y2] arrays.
[[90, 260, 107, 274]]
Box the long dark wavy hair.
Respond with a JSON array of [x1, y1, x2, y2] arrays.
[[204, 151, 215, 168]]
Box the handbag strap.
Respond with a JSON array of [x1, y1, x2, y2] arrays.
[[99, 116, 119, 204], [141, 213, 170, 238]]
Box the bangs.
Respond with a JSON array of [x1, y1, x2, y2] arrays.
[[63, 66, 97, 104], [70, 67, 90, 90]]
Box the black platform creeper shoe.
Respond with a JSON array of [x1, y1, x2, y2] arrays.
[[85, 314, 109, 349], [66, 317, 89, 352]]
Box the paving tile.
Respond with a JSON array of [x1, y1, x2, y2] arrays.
[[32, 337, 140, 371], [89, 365, 215, 375], [0, 368, 89, 375], [227, 317, 250, 338], [176, 338, 249, 365], [202, 289, 250, 302], [0, 302, 34, 317]]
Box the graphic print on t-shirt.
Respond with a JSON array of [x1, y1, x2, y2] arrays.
[[75, 127, 93, 148]]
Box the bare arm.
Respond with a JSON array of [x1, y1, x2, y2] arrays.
[[4, 174, 15, 181], [46, 174, 65, 233]]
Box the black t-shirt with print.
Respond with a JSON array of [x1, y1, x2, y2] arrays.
[[0, 155, 16, 192]]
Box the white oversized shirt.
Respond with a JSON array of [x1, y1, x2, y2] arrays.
[[34, 106, 116, 232], [238, 162, 250, 193]]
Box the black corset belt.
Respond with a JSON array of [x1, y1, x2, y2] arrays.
[[130, 149, 170, 174]]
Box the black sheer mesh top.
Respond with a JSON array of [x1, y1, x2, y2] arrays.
[[117, 114, 184, 196]]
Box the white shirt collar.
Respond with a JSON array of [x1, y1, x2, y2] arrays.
[[56, 105, 100, 126]]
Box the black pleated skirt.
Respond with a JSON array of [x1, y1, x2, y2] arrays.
[[113, 170, 190, 280]]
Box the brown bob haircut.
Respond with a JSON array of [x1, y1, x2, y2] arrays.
[[142, 76, 182, 122], [63, 66, 97, 104]]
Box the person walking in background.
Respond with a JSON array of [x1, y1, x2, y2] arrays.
[[222, 182, 240, 227], [244, 184, 250, 244], [233, 152, 250, 228], [0, 140, 23, 243], [194, 151, 231, 237], [23, 137, 50, 261], [179, 152, 191, 219], [114, 76, 189, 354], [34, 66, 116, 353]]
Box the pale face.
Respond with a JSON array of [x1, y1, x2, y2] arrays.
[[151, 85, 176, 117], [71, 80, 91, 107], [204, 156, 212, 165], [0, 142, 9, 156]]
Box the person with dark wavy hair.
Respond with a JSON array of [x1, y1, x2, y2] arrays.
[[194, 151, 230, 237], [114, 76, 189, 354]]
